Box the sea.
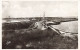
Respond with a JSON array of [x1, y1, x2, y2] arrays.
[[52, 21, 78, 33]]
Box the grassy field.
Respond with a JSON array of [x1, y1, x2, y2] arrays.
[[2, 30, 78, 49], [2, 26, 78, 49], [2, 17, 78, 49]]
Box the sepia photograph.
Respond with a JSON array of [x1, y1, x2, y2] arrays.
[[2, 0, 78, 49]]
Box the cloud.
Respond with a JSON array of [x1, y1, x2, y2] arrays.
[[2, 1, 78, 18]]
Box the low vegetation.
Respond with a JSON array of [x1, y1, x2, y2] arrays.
[[2, 27, 78, 49]]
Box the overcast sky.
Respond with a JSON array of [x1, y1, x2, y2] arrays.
[[2, 1, 78, 18]]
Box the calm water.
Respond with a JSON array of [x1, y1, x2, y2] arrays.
[[52, 21, 78, 33]]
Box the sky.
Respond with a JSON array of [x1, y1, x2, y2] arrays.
[[2, 1, 78, 18]]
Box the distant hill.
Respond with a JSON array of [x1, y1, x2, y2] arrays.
[[2, 17, 78, 23]]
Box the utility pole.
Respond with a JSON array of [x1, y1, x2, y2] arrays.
[[42, 12, 45, 22], [7, 16, 11, 23], [43, 12, 45, 20]]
